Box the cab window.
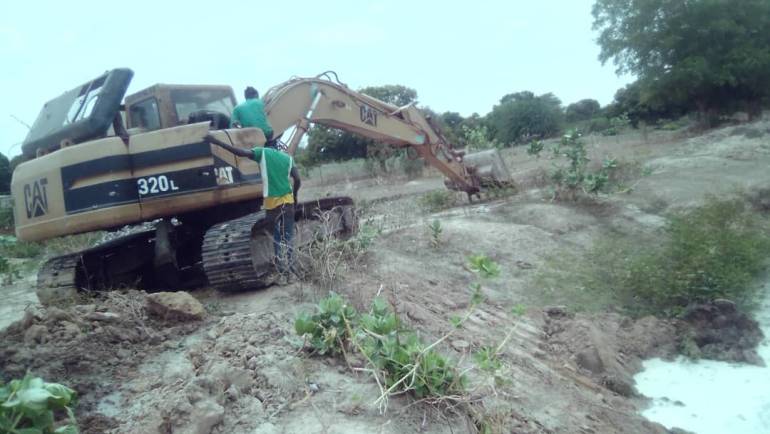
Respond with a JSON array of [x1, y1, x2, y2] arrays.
[[129, 98, 161, 130]]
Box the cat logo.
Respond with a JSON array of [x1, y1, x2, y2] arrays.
[[360, 104, 378, 126], [24, 178, 49, 219]]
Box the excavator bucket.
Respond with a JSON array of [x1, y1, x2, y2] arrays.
[[462, 149, 513, 189]]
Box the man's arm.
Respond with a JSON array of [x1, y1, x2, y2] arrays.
[[230, 106, 242, 128], [290, 166, 301, 203], [204, 134, 253, 158]]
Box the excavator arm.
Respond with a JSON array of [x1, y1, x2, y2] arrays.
[[261, 72, 511, 194]]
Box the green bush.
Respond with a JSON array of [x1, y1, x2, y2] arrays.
[[624, 198, 770, 314], [0, 374, 78, 434], [548, 198, 770, 316], [0, 239, 45, 259], [418, 190, 456, 213]]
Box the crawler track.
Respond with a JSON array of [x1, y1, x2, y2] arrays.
[[36, 253, 82, 306], [201, 211, 272, 292], [201, 197, 356, 292]]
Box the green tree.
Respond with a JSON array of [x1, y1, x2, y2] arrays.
[[304, 85, 418, 164], [357, 85, 417, 107], [593, 0, 770, 125], [0, 153, 11, 194], [489, 91, 564, 145], [565, 99, 601, 122]]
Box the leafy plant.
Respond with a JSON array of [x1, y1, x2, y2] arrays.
[[426, 219, 442, 248], [468, 254, 500, 278], [296, 294, 467, 408], [0, 374, 78, 434], [294, 292, 357, 355], [533, 130, 617, 199]]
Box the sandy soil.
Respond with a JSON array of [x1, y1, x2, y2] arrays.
[[3, 119, 770, 433]]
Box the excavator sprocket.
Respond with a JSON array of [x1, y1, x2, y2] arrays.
[[201, 196, 356, 292]]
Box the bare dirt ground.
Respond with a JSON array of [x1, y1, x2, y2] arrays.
[[3, 118, 770, 433]]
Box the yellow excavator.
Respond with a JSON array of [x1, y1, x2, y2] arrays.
[[11, 69, 511, 305]]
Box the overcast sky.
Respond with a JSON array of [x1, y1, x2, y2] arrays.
[[0, 0, 632, 157]]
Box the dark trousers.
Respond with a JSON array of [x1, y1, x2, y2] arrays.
[[266, 203, 295, 272]]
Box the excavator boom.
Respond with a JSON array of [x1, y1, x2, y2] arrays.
[[262, 73, 510, 193]]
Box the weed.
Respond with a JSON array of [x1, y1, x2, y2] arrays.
[[298, 211, 381, 290], [468, 254, 501, 279], [426, 219, 443, 248], [294, 292, 358, 355], [474, 347, 502, 373], [419, 190, 456, 213], [0, 374, 78, 434]]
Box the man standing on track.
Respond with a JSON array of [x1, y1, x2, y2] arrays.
[[206, 136, 301, 284]]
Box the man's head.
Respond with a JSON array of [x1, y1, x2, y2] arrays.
[[244, 86, 259, 99]]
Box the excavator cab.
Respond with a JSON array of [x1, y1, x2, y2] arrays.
[[125, 84, 237, 131]]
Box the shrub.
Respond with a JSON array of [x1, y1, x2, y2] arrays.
[[623, 198, 770, 315], [419, 190, 456, 213], [544, 131, 617, 199], [543, 198, 770, 316], [0, 374, 78, 434]]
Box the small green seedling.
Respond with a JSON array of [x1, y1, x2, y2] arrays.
[[468, 254, 501, 278]]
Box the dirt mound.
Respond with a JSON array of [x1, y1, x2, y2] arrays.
[[680, 299, 765, 365], [114, 311, 304, 433], [543, 309, 679, 397], [0, 290, 201, 433]]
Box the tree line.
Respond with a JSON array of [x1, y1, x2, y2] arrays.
[[300, 0, 770, 166]]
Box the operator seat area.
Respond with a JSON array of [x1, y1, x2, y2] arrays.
[[187, 110, 231, 130]]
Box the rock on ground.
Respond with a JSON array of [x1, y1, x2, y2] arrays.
[[146, 292, 206, 321]]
